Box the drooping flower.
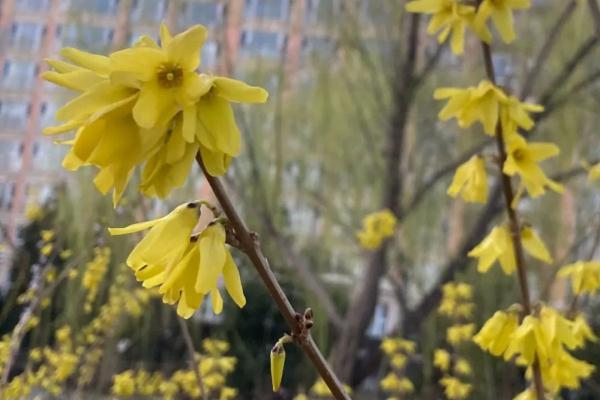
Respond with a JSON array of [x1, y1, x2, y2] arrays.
[[468, 224, 553, 275], [380, 372, 414, 393], [433, 348, 451, 371], [504, 315, 548, 365], [588, 163, 600, 181], [405, 0, 477, 54], [475, 0, 531, 44], [503, 133, 564, 198], [454, 358, 472, 376], [557, 261, 600, 295], [42, 24, 268, 204], [435, 80, 507, 135], [356, 209, 397, 250], [440, 376, 472, 400], [447, 323, 475, 345], [500, 96, 544, 137], [473, 310, 519, 356], [447, 155, 488, 203]]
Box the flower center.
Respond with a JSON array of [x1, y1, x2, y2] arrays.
[[512, 148, 526, 162], [157, 63, 183, 88]]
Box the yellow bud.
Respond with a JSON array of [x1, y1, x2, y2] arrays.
[[270, 344, 286, 391]]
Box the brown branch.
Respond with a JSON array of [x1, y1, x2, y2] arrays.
[[520, 1, 578, 98], [194, 155, 350, 400]]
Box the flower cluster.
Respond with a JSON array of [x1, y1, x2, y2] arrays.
[[379, 337, 416, 398], [436, 81, 562, 199], [356, 209, 398, 250], [2, 326, 78, 399], [434, 282, 475, 399], [82, 246, 111, 312], [42, 23, 268, 205], [109, 201, 246, 319], [474, 306, 596, 396], [406, 0, 531, 54], [112, 339, 237, 400]]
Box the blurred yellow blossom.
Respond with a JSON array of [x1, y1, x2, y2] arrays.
[[557, 261, 600, 295], [356, 209, 397, 250], [475, 0, 531, 43], [447, 323, 475, 345], [447, 155, 488, 203]]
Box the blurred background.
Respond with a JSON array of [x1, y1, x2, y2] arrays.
[[0, 0, 600, 399]]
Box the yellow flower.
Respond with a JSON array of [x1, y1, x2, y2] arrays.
[[405, 0, 476, 54], [572, 315, 598, 346], [25, 203, 43, 221], [59, 249, 73, 260], [82, 247, 111, 312], [475, 0, 531, 44], [504, 315, 548, 365], [356, 209, 397, 250], [112, 370, 136, 396], [43, 24, 268, 203], [433, 348, 451, 371], [440, 376, 472, 400], [447, 155, 488, 203], [557, 261, 600, 295], [503, 134, 564, 198], [454, 358, 472, 376], [390, 353, 408, 369], [110, 23, 210, 129], [469, 224, 553, 275], [138, 114, 200, 198], [41, 229, 55, 242], [535, 349, 594, 394], [203, 338, 230, 355], [109, 201, 200, 270], [40, 243, 53, 257], [220, 387, 237, 400], [311, 378, 352, 397], [380, 372, 414, 393], [435, 80, 507, 135], [500, 96, 543, 136], [447, 323, 475, 345], [473, 310, 518, 356]]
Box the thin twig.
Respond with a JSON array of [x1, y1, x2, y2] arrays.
[[177, 317, 207, 400], [520, 0, 577, 98], [195, 154, 351, 400]]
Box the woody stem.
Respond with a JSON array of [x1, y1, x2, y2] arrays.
[[480, 42, 545, 400], [195, 154, 351, 400]]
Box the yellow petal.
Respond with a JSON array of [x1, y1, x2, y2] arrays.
[[211, 288, 223, 314], [223, 251, 246, 308], [60, 47, 110, 74], [166, 25, 207, 71], [199, 145, 232, 176], [110, 47, 166, 82], [197, 95, 241, 156], [213, 77, 269, 103], [196, 224, 227, 294], [133, 81, 173, 128], [108, 217, 166, 235]]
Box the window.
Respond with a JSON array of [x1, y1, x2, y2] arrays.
[[0, 142, 22, 172], [244, 0, 289, 20], [179, 1, 223, 27], [240, 30, 286, 58], [39, 102, 58, 129], [1, 60, 37, 90], [10, 22, 44, 50], [302, 36, 334, 57], [60, 24, 114, 52], [367, 302, 389, 339], [0, 182, 15, 211], [15, 0, 50, 12], [69, 0, 119, 15], [304, 0, 339, 24], [130, 0, 165, 22], [201, 40, 219, 67], [0, 101, 29, 131]]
